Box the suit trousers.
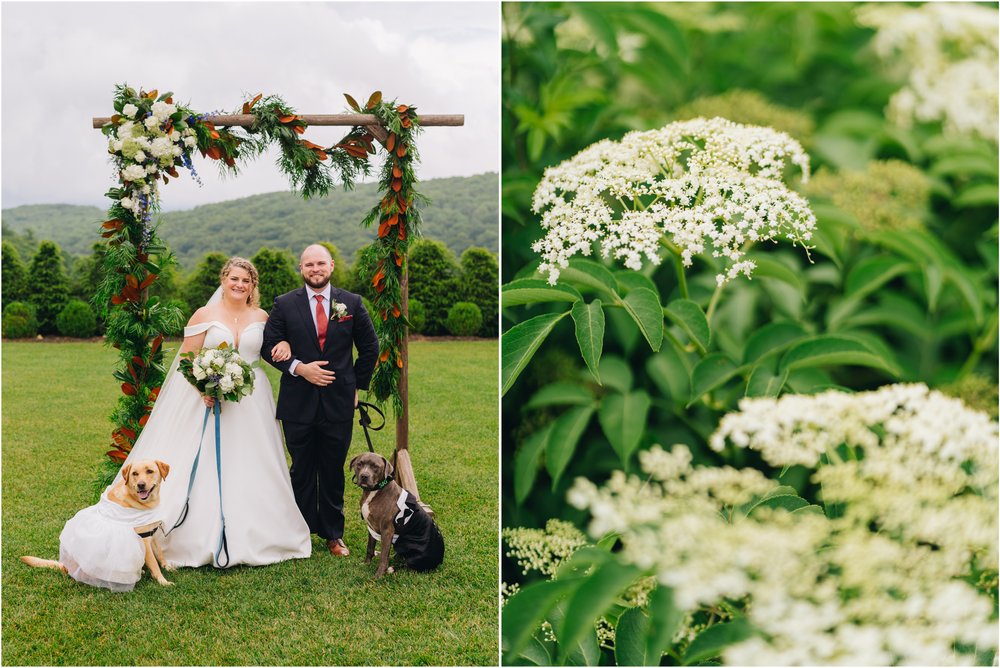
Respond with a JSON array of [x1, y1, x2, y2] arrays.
[[281, 413, 353, 541]]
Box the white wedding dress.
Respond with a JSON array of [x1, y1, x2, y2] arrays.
[[112, 319, 311, 568]]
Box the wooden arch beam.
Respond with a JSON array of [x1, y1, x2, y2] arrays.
[[92, 114, 464, 129]]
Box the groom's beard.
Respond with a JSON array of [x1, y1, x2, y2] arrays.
[[303, 275, 331, 290]]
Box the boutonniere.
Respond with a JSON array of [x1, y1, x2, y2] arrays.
[[329, 300, 352, 322]]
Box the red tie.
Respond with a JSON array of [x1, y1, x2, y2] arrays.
[[315, 295, 328, 349]]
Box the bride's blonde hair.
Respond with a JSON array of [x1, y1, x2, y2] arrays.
[[220, 257, 260, 308]]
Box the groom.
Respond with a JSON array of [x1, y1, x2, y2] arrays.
[[262, 244, 379, 557]]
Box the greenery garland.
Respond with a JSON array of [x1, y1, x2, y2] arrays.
[[353, 93, 427, 415], [96, 84, 398, 463]]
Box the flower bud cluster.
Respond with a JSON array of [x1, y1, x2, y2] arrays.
[[531, 117, 816, 286]]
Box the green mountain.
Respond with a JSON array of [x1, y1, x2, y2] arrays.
[[2, 172, 498, 269]]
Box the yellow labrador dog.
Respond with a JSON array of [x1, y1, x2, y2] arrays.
[[21, 459, 174, 591]]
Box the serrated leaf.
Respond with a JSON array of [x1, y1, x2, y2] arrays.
[[599, 391, 652, 467], [745, 364, 788, 397], [557, 259, 620, 300], [615, 608, 650, 667], [746, 253, 804, 293], [546, 406, 595, 488], [516, 636, 552, 666], [664, 299, 711, 353], [954, 182, 999, 208], [683, 619, 755, 665], [646, 586, 683, 665], [502, 311, 570, 396], [844, 255, 915, 300], [778, 335, 897, 376], [550, 601, 602, 666], [515, 425, 550, 505], [742, 486, 809, 517], [622, 287, 664, 352], [742, 322, 808, 365], [558, 560, 644, 662], [502, 578, 582, 660], [688, 354, 740, 407], [525, 382, 595, 410], [598, 356, 633, 393], [792, 504, 826, 516], [571, 300, 605, 383], [502, 279, 582, 306], [615, 270, 658, 295], [646, 345, 691, 404]]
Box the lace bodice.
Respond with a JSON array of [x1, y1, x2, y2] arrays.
[[183, 321, 266, 363]]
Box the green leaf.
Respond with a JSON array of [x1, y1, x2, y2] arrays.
[[778, 335, 897, 376], [571, 300, 605, 383], [615, 270, 658, 295], [745, 364, 788, 397], [598, 356, 633, 393], [954, 183, 998, 208], [646, 345, 691, 404], [558, 560, 644, 662], [615, 608, 651, 667], [664, 299, 711, 353], [156, 90, 173, 102], [741, 322, 807, 365], [514, 425, 550, 505], [742, 485, 809, 517], [525, 382, 595, 410], [502, 578, 582, 660], [688, 354, 740, 407], [943, 265, 985, 326], [930, 154, 999, 179], [844, 255, 915, 300], [599, 391, 652, 467], [924, 263, 943, 313], [516, 636, 552, 666], [646, 586, 684, 664], [622, 288, 664, 352], [546, 406, 595, 489], [502, 279, 582, 306], [502, 311, 570, 396], [549, 601, 602, 666], [558, 259, 620, 300], [745, 253, 804, 293], [683, 619, 755, 665], [792, 504, 826, 516]]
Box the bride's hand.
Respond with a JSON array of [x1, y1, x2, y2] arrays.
[[203, 396, 216, 408], [271, 341, 292, 362]]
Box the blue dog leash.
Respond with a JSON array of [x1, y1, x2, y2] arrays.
[[165, 402, 230, 568]]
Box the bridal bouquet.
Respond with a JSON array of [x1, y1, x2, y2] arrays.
[[179, 343, 255, 402]]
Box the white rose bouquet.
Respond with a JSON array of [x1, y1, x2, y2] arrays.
[[178, 342, 255, 403]]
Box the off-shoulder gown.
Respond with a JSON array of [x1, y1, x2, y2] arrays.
[[113, 320, 311, 568]]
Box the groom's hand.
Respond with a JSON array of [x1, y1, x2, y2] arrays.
[[297, 360, 336, 386], [354, 390, 359, 407]]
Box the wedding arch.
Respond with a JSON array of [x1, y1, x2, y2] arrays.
[[91, 85, 463, 468]]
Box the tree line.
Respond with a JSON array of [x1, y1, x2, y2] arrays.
[[2, 237, 497, 339]]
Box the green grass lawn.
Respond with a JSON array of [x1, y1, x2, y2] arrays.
[[2, 339, 499, 666]]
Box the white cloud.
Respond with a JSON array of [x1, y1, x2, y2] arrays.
[[1, 1, 498, 210]]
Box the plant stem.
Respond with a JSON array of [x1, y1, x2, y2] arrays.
[[660, 238, 689, 300], [706, 283, 724, 323]]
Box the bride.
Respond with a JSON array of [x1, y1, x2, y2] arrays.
[[113, 256, 310, 568]]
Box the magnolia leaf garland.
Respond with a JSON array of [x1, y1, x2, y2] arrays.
[[354, 94, 426, 415], [97, 84, 410, 461]]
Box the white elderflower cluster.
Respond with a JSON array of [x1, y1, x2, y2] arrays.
[[531, 117, 816, 286], [858, 3, 999, 141], [502, 518, 588, 576], [569, 386, 999, 665]]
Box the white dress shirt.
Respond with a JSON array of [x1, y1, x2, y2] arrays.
[[289, 284, 332, 376]]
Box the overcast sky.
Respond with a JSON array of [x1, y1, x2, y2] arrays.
[[1, 1, 499, 210]]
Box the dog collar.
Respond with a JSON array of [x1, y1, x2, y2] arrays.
[[375, 474, 394, 491]]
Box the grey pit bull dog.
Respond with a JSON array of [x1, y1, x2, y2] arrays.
[[349, 452, 444, 578]]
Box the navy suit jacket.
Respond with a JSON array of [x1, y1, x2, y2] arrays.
[[262, 286, 378, 423]]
